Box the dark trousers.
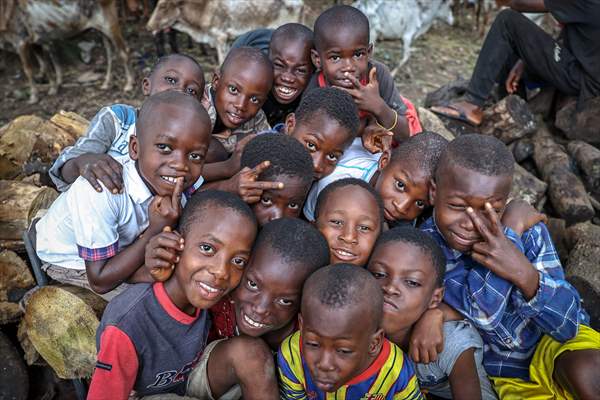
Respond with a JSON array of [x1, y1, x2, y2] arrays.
[[466, 9, 583, 106]]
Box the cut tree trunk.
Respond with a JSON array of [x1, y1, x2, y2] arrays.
[[424, 79, 470, 108], [527, 87, 556, 118], [479, 95, 537, 144], [0, 250, 35, 324], [556, 97, 600, 145], [565, 222, 600, 331], [509, 138, 534, 163], [49, 111, 89, 139], [23, 285, 107, 379], [510, 163, 547, 209], [568, 140, 600, 197], [546, 218, 569, 264], [0, 330, 29, 400], [533, 128, 594, 224], [0, 181, 58, 241], [417, 107, 455, 141]]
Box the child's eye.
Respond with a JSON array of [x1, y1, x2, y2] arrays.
[[330, 55, 340, 62], [337, 348, 353, 355], [185, 87, 197, 96], [415, 200, 425, 209], [405, 279, 421, 288], [305, 141, 317, 152], [246, 279, 258, 290], [394, 180, 405, 191], [164, 76, 177, 85], [273, 61, 284, 69], [189, 152, 204, 162], [370, 271, 386, 279], [296, 67, 308, 75], [260, 196, 272, 206], [358, 225, 372, 232], [326, 153, 338, 162], [288, 202, 299, 210], [354, 50, 365, 58], [156, 143, 172, 152], [277, 298, 293, 306], [232, 257, 248, 268], [449, 204, 466, 211], [228, 85, 238, 94], [199, 244, 215, 254], [329, 219, 342, 226], [250, 95, 260, 104], [306, 341, 319, 348]]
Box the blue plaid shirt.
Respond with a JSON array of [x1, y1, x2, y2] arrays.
[[421, 218, 589, 380]]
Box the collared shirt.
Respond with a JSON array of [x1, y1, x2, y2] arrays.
[[420, 217, 589, 379], [278, 331, 423, 400], [37, 158, 154, 270]]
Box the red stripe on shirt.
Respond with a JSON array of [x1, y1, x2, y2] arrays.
[[153, 282, 201, 325]]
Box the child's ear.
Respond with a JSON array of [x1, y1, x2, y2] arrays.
[[378, 150, 391, 171], [212, 71, 221, 89], [310, 49, 322, 71], [129, 135, 139, 161], [369, 328, 384, 357], [367, 43, 374, 58], [298, 314, 304, 331], [142, 77, 151, 96], [428, 286, 444, 309], [428, 178, 437, 205], [285, 113, 297, 135]]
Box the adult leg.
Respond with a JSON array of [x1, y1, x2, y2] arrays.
[[554, 349, 600, 400]]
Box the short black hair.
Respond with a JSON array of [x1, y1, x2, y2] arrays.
[[436, 134, 514, 181], [178, 190, 257, 237], [295, 87, 359, 140], [241, 133, 313, 186], [270, 23, 313, 54], [313, 5, 370, 51], [390, 131, 449, 179], [220, 47, 273, 82], [302, 263, 383, 331], [372, 227, 446, 287], [151, 53, 203, 77], [137, 90, 210, 139], [315, 178, 384, 227], [255, 218, 329, 277]]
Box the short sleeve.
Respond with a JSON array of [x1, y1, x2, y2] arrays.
[[373, 60, 407, 115], [66, 177, 123, 261], [437, 321, 484, 376], [544, 0, 588, 24]]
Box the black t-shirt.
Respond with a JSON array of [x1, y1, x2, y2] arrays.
[[546, 0, 600, 98]]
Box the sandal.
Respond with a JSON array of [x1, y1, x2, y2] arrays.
[[430, 104, 482, 126]]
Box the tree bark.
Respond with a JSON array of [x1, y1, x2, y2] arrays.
[[568, 140, 600, 197], [0, 250, 35, 325], [479, 95, 537, 144]]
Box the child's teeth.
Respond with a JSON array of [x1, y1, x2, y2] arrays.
[[243, 313, 266, 328], [198, 282, 219, 293]]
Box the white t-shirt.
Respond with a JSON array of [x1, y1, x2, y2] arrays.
[[303, 137, 382, 221], [36, 158, 153, 270]]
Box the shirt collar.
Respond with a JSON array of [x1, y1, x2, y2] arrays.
[[429, 215, 465, 262], [121, 157, 153, 204]]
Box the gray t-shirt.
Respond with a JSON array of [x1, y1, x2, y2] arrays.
[[415, 320, 497, 399]]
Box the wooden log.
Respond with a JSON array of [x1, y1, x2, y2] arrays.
[[546, 218, 569, 264], [556, 97, 600, 145], [416, 107, 455, 141], [568, 140, 600, 196], [0, 181, 58, 241], [0, 250, 35, 324], [24, 285, 107, 379], [533, 128, 594, 224], [0, 115, 77, 179], [509, 138, 534, 163], [49, 111, 89, 140], [0, 330, 29, 400], [424, 78, 471, 108], [479, 95, 537, 144], [527, 86, 556, 118], [565, 222, 600, 330], [510, 163, 547, 208]]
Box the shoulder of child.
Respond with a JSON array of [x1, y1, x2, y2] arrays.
[[101, 283, 153, 325]]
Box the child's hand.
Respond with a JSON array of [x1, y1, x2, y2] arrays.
[[409, 307, 444, 363], [148, 177, 184, 232], [467, 203, 539, 299], [501, 199, 547, 236], [229, 160, 284, 204], [361, 122, 393, 153], [342, 67, 387, 116], [505, 59, 524, 94], [75, 153, 124, 194], [229, 133, 257, 171], [145, 226, 183, 282]]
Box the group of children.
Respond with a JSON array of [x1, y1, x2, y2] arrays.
[[34, 4, 600, 400]]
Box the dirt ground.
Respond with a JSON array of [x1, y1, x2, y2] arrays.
[[0, 14, 486, 126]]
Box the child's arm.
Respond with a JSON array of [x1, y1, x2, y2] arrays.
[[88, 325, 138, 400], [202, 134, 256, 182], [277, 341, 307, 399], [448, 348, 483, 400], [49, 106, 124, 192], [409, 303, 462, 363], [501, 199, 547, 236], [466, 203, 582, 341], [84, 179, 183, 293]]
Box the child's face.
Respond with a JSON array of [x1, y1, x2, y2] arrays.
[[252, 174, 310, 227], [270, 38, 313, 104], [312, 26, 371, 89], [368, 241, 443, 338], [212, 62, 272, 129], [316, 186, 381, 266], [286, 113, 353, 180], [375, 156, 430, 222], [166, 207, 257, 314], [300, 299, 383, 392], [142, 56, 205, 100], [431, 164, 512, 253], [129, 104, 210, 197], [232, 244, 307, 337]]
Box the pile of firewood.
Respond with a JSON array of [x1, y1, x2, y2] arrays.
[[421, 81, 600, 331], [0, 111, 108, 399]]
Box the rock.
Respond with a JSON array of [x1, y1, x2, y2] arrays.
[[424, 78, 470, 108], [0, 330, 29, 400], [546, 218, 568, 264], [556, 97, 600, 145], [509, 138, 534, 163], [417, 107, 455, 141], [0, 250, 35, 324]]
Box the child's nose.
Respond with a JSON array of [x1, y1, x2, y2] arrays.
[[251, 296, 270, 317], [316, 351, 336, 372], [207, 255, 229, 280], [393, 197, 412, 217], [339, 224, 358, 244], [267, 207, 283, 222]]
